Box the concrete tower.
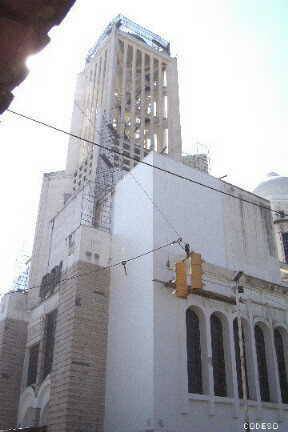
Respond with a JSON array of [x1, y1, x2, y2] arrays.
[[66, 15, 182, 182]]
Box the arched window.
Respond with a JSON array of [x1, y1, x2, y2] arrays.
[[274, 328, 288, 404], [186, 309, 202, 393], [233, 318, 249, 399], [211, 313, 227, 396], [255, 324, 270, 401]]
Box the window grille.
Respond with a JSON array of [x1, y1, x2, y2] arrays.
[[255, 325, 270, 401], [274, 328, 288, 403], [211, 314, 227, 396], [233, 319, 249, 399], [42, 309, 57, 380], [186, 309, 202, 394], [282, 232, 288, 263], [27, 344, 39, 386]]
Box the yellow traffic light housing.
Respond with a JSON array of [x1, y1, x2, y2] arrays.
[[175, 261, 188, 298], [175, 252, 203, 298], [191, 252, 203, 289]]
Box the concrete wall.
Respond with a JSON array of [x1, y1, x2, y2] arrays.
[[0, 292, 28, 429], [65, 71, 86, 175], [222, 183, 278, 281], [28, 171, 72, 308], [151, 151, 279, 283], [65, 32, 113, 184], [105, 152, 285, 432], [48, 187, 111, 272], [105, 162, 155, 432]]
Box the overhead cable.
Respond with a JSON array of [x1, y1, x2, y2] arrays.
[[27, 238, 181, 292], [7, 108, 287, 219]]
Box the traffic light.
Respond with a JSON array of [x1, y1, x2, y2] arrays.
[[175, 261, 188, 298], [191, 252, 203, 289], [175, 252, 203, 298]]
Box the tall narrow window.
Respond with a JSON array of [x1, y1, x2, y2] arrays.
[[255, 324, 270, 401], [282, 232, 288, 263], [233, 319, 249, 398], [274, 328, 288, 403], [211, 313, 227, 396], [27, 343, 39, 386], [42, 309, 57, 380], [186, 309, 202, 393]]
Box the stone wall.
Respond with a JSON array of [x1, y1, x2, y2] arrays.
[[0, 317, 27, 429], [48, 261, 109, 432]]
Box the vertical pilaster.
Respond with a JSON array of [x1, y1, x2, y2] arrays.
[[100, 50, 107, 107], [96, 57, 102, 114], [228, 316, 241, 417], [158, 61, 163, 152], [120, 41, 128, 150], [140, 51, 145, 159], [247, 307, 261, 418], [166, 57, 182, 160], [97, 54, 105, 148], [150, 55, 154, 149], [105, 27, 117, 115], [88, 64, 94, 141], [267, 320, 282, 404], [91, 61, 98, 143], [93, 58, 100, 144], [205, 311, 215, 416], [131, 45, 136, 146]]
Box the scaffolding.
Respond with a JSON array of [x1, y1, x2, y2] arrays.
[[12, 256, 30, 292], [79, 165, 124, 232], [87, 14, 170, 62]]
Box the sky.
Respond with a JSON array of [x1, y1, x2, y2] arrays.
[[0, 0, 287, 295]]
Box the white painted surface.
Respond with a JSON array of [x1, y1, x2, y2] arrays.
[[105, 162, 154, 432], [105, 152, 286, 432], [151, 151, 279, 283], [48, 188, 111, 271]]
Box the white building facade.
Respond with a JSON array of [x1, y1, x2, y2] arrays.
[[105, 153, 288, 432]]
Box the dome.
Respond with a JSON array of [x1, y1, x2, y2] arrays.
[[253, 173, 288, 201]]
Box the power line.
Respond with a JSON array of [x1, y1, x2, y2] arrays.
[[128, 170, 185, 250], [72, 106, 187, 249], [72, 105, 186, 244], [7, 108, 287, 219], [28, 238, 181, 292], [73, 106, 187, 248]]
